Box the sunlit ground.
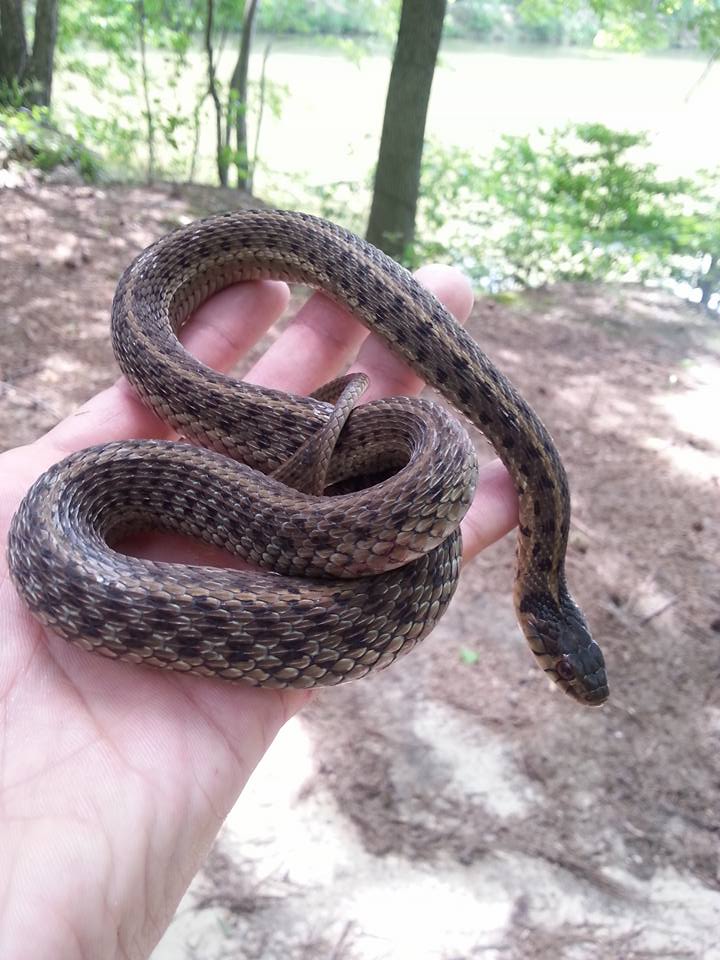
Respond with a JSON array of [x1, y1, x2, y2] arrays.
[[648, 359, 720, 479]]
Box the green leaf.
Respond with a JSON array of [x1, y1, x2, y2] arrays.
[[459, 647, 480, 666]]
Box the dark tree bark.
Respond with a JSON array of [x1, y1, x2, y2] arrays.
[[0, 0, 58, 107], [0, 0, 28, 90], [366, 0, 447, 261], [227, 0, 259, 191], [25, 0, 59, 105]]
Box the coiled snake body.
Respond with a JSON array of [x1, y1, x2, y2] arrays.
[[8, 209, 608, 705]]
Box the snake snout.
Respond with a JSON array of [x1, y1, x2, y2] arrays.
[[551, 616, 608, 706], [557, 650, 609, 706]]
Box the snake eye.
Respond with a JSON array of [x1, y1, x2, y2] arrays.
[[556, 657, 575, 682]]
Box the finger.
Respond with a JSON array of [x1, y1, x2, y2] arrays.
[[461, 459, 519, 561], [38, 280, 289, 461], [350, 264, 474, 403], [180, 280, 289, 369], [244, 292, 369, 392], [245, 264, 473, 401]]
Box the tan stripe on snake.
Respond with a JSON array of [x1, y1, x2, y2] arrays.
[[7, 209, 608, 705]]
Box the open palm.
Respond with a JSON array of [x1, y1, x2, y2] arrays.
[[0, 267, 518, 959]]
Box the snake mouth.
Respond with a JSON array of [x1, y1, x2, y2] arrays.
[[562, 675, 609, 707], [579, 684, 609, 707]]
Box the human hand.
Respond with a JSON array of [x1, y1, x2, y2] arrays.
[[0, 266, 518, 959]]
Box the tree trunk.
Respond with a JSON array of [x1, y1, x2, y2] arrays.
[[137, 0, 156, 182], [205, 0, 228, 186], [226, 0, 259, 191], [366, 0, 447, 261], [249, 38, 273, 194], [699, 253, 718, 310], [0, 0, 27, 90], [25, 0, 58, 106], [0, 0, 58, 107]]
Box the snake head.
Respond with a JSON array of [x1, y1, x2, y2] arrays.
[[521, 591, 608, 706]]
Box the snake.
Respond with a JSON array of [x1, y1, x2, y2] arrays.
[[7, 208, 608, 705]]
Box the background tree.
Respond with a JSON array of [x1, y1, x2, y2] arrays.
[[366, 0, 447, 260], [205, 0, 260, 189], [0, 0, 59, 106], [205, 0, 227, 185], [227, 0, 259, 191], [136, 0, 156, 182]]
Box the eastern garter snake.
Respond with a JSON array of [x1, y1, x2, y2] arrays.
[[8, 209, 608, 705]]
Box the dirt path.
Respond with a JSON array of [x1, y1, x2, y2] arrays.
[[2, 182, 719, 960]]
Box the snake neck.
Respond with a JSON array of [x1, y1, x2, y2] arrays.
[[402, 317, 572, 603]]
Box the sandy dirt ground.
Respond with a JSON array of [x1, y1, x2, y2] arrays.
[[1, 179, 719, 960]]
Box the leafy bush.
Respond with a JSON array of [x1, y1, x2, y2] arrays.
[[443, 1, 511, 41], [257, 0, 398, 37], [0, 106, 104, 181], [253, 0, 702, 49], [415, 123, 720, 308], [0, 80, 28, 110]]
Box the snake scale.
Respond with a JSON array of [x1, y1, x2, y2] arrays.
[[8, 209, 608, 705]]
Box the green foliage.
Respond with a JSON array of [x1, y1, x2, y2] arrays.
[[57, 0, 198, 180], [513, 0, 600, 44], [256, 0, 399, 38], [0, 79, 28, 110], [59, 0, 194, 64], [444, 0, 507, 40], [69, 109, 143, 174], [0, 105, 104, 181], [307, 179, 369, 235], [443, 0, 720, 48], [414, 124, 719, 307], [444, 0, 596, 45], [459, 647, 480, 665], [520, 0, 720, 50], [248, 0, 716, 49]]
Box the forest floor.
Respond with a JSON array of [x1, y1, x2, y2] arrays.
[[1, 178, 719, 960]]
